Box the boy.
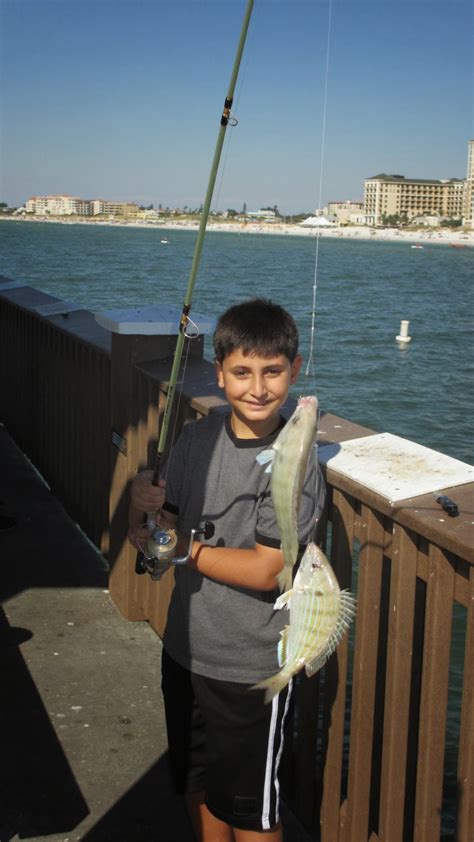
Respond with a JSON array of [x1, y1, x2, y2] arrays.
[[129, 298, 324, 842]]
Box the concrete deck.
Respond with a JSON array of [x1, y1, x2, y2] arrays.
[[0, 426, 311, 842]]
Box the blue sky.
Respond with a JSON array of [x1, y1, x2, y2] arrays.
[[1, 0, 472, 213]]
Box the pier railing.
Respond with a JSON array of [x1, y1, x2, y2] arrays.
[[1, 277, 472, 842]]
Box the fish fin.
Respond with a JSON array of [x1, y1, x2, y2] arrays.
[[277, 625, 290, 667], [277, 566, 293, 593], [274, 589, 292, 611], [250, 670, 291, 704], [340, 590, 357, 620], [305, 655, 324, 678], [305, 590, 357, 677], [256, 449, 274, 473]]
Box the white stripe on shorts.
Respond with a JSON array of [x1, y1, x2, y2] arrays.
[[261, 681, 293, 830]]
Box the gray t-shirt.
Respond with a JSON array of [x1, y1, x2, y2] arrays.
[[162, 410, 325, 683]]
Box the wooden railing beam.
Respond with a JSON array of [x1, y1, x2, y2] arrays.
[[456, 564, 473, 842], [342, 505, 385, 842], [320, 489, 356, 842], [379, 523, 418, 841], [414, 544, 455, 839]]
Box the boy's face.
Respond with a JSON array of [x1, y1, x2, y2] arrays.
[[215, 348, 302, 438]]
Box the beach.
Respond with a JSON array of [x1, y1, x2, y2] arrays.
[[158, 219, 474, 246], [2, 214, 473, 246]]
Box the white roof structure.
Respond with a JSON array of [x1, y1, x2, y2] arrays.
[[299, 216, 336, 227]]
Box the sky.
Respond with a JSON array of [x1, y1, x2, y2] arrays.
[[1, 0, 473, 214]]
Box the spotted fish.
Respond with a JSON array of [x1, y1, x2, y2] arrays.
[[257, 395, 319, 592], [252, 542, 356, 703]]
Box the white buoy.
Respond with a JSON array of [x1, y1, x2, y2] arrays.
[[396, 319, 411, 344]]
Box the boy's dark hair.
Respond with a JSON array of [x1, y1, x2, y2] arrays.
[[213, 298, 299, 363]]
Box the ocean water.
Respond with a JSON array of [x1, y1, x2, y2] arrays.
[[1, 219, 472, 836], [2, 219, 473, 463]]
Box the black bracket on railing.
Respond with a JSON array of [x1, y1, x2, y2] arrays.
[[435, 495, 459, 517]]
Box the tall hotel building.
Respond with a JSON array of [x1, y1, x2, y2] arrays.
[[464, 140, 474, 228], [364, 174, 465, 225]]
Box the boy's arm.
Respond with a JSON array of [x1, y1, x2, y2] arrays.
[[187, 541, 284, 592], [128, 470, 167, 550], [128, 470, 283, 590]]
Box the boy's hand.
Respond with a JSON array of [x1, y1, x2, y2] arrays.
[[131, 471, 166, 513]]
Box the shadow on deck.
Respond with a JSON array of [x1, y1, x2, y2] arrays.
[[0, 427, 312, 842], [0, 425, 193, 841]]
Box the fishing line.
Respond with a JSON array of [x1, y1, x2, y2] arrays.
[[161, 328, 199, 490], [305, 0, 333, 387], [149, 2, 255, 501], [136, 0, 255, 566], [211, 115, 236, 216], [212, 25, 254, 215], [147, 317, 201, 533], [151, 0, 254, 485]]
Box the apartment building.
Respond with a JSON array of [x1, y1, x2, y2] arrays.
[[90, 199, 138, 217], [26, 195, 138, 218], [26, 195, 91, 216], [364, 175, 465, 225], [463, 140, 474, 228], [327, 200, 364, 224]]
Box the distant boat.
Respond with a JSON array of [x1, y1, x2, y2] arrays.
[[161, 237, 170, 244], [450, 243, 467, 249], [411, 244, 423, 249]]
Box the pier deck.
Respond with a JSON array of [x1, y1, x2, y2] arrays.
[[0, 426, 310, 842]]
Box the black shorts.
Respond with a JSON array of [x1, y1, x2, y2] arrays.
[[161, 649, 292, 831]]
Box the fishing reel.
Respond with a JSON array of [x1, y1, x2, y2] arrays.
[[135, 521, 215, 580]]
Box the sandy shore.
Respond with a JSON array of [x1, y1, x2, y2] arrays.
[[157, 219, 474, 246], [3, 214, 473, 245]]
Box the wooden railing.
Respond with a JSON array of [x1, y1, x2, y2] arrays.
[[1, 277, 472, 842], [0, 276, 112, 550], [283, 487, 472, 842]]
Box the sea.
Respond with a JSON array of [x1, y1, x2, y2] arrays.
[[1, 219, 472, 837], [2, 219, 473, 463]]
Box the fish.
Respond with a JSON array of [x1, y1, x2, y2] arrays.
[[252, 542, 356, 703], [257, 395, 319, 592]]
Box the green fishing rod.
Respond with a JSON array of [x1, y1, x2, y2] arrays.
[[137, 0, 254, 576], [152, 0, 254, 484]]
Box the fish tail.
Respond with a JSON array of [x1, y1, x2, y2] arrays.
[[277, 566, 293, 593], [251, 671, 291, 704]]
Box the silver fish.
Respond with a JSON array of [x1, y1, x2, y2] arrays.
[[257, 395, 319, 592], [252, 542, 356, 703]]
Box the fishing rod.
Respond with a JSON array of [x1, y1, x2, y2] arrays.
[[137, 0, 255, 577]]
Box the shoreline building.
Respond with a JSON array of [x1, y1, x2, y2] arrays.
[[244, 209, 278, 221], [26, 195, 139, 218], [25, 195, 92, 216], [364, 175, 465, 225], [463, 140, 474, 228], [90, 199, 139, 218], [326, 200, 364, 225]]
